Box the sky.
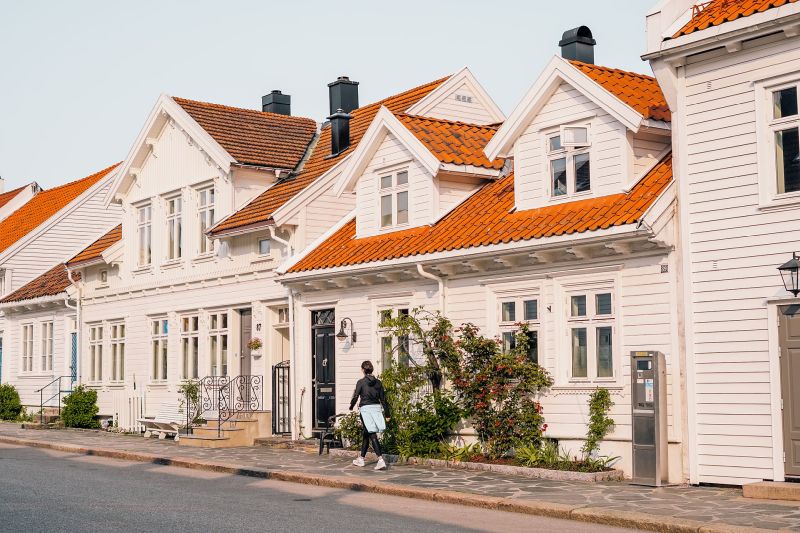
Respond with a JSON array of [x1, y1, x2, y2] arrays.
[[0, 0, 654, 190]]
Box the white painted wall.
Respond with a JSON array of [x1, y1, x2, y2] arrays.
[[420, 81, 498, 125]]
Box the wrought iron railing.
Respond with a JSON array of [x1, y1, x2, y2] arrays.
[[34, 375, 73, 424], [272, 361, 291, 435], [186, 375, 263, 437]]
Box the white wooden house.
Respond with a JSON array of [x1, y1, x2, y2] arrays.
[[280, 33, 683, 481], [0, 165, 122, 408], [645, 0, 800, 485]]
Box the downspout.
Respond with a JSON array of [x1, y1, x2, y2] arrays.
[[287, 287, 301, 440], [66, 269, 81, 384], [269, 225, 294, 256], [416, 264, 446, 312]]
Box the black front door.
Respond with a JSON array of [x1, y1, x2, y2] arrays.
[[312, 309, 336, 429]]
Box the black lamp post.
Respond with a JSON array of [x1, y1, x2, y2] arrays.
[[779, 252, 800, 297], [336, 317, 357, 343]]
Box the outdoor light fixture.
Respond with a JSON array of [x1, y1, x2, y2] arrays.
[[336, 317, 357, 343], [779, 252, 800, 297]]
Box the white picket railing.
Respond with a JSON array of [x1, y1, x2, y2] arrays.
[[112, 390, 146, 433]]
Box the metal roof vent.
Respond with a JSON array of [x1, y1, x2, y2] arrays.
[[559, 26, 596, 64]]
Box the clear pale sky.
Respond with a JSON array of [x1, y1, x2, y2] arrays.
[[0, 0, 653, 189]]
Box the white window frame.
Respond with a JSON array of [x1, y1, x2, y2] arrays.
[[546, 125, 592, 199], [376, 306, 411, 372], [378, 169, 410, 230], [181, 315, 200, 380], [109, 322, 125, 383], [164, 194, 183, 262], [20, 323, 34, 373], [756, 75, 800, 209], [136, 203, 152, 268], [565, 288, 616, 381], [0, 269, 6, 297], [88, 323, 104, 383], [150, 318, 168, 382], [258, 238, 272, 257], [208, 311, 229, 377], [197, 187, 215, 256], [41, 321, 54, 373], [498, 296, 541, 365]]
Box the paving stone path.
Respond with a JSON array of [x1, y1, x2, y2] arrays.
[[1, 423, 799, 530]]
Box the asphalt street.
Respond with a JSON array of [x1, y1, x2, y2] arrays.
[[0, 443, 640, 532]]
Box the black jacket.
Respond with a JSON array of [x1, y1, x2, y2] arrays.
[[349, 375, 390, 417]]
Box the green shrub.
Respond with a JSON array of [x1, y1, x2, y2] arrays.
[[582, 388, 615, 459], [177, 381, 202, 425], [61, 385, 99, 428], [438, 442, 482, 462], [335, 411, 362, 449], [0, 384, 23, 421]]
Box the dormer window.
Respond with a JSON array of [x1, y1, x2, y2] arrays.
[[379, 170, 409, 228], [548, 126, 591, 198]]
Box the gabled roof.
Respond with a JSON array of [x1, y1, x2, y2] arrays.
[[172, 97, 317, 170], [66, 225, 122, 267], [0, 185, 32, 210], [569, 61, 671, 122], [0, 263, 79, 304], [0, 163, 119, 255], [287, 153, 673, 273], [209, 77, 448, 236], [396, 114, 504, 170], [674, 0, 798, 38]]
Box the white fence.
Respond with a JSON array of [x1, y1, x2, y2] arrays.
[[112, 390, 146, 433]]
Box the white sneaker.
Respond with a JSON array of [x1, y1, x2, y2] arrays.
[[374, 457, 387, 471], [352, 456, 365, 467]]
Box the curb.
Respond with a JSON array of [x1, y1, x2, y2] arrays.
[[0, 435, 773, 533]]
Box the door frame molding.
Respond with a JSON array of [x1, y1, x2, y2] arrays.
[[310, 308, 336, 430]]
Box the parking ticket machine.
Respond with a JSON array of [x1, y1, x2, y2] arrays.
[[630, 351, 667, 486]]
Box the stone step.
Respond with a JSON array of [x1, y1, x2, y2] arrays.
[[743, 481, 800, 501], [178, 435, 232, 449]]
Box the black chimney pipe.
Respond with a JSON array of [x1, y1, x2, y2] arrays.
[[329, 108, 351, 155], [559, 26, 596, 64], [328, 76, 359, 115], [262, 90, 291, 115]]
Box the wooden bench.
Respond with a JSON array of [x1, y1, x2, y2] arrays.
[[138, 402, 186, 441]]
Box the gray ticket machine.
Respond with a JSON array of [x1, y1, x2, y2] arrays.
[[630, 350, 667, 486]]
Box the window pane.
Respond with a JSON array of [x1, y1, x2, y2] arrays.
[[259, 239, 271, 255], [564, 127, 588, 145], [380, 175, 392, 189], [571, 328, 588, 378], [523, 300, 537, 321], [396, 171, 409, 186], [501, 302, 516, 322], [596, 293, 612, 315], [549, 135, 562, 152], [398, 335, 410, 366], [381, 195, 393, 227], [381, 336, 393, 371], [574, 152, 591, 193], [597, 327, 613, 378], [526, 330, 538, 365], [774, 87, 798, 119], [551, 158, 567, 197], [502, 331, 516, 353], [776, 127, 800, 194], [396, 191, 409, 225], [571, 295, 587, 317]]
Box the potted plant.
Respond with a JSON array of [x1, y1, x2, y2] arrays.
[[247, 337, 263, 355]]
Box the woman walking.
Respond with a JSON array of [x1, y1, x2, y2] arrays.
[[349, 360, 390, 470]]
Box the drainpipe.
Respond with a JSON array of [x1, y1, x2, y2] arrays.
[[66, 269, 81, 384], [287, 287, 301, 440], [269, 226, 294, 256], [416, 264, 446, 313]]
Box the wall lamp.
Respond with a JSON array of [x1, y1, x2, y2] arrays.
[[779, 252, 800, 297], [336, 317, 357, 343]]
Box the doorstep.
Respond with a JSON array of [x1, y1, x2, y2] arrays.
[[743, 481, 800, 502]]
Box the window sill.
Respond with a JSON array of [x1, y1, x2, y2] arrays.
[[147, 381, 169, 388], [549, 190, 593, 204], [758, 192, 800, 212], [251, 255, 278, 266], [192, 253, 215, 265], [17, 372, 55, 379], [160, 260, 183, 270], [106, 381, 126, 388], [133, 266, 153, 275]]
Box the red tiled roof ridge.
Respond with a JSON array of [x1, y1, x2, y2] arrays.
[[395, 113, 501, 131], [66, 224, 122, 267], [568, 60, 658, 83], [42, 162, 121, 193], [172, 96, 317, 125]]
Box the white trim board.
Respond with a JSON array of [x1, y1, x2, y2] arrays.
[[406, 66, 506, 124]]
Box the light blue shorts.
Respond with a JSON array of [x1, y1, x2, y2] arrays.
[[359, 404, 386, 434]]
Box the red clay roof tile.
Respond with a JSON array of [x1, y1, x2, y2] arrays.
[[66, 225, 122, 267], [173, 97, 317, 170], [0, 164, 119, 255], [209, 77, 448, 235], [570, 61, 671, 122], [0, 263, 80, 304], [0, 185, 31, 210], [675, 0, 798, 37], [288, 153, 673, 273]]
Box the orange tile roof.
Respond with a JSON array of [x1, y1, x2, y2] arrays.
[[570, 61, 671, 123], [675, 0, 798, 37], [396, 114, 504, 170], [0, 163, 119, 256], [0, 263, 80, 304], [0, 184, 31, 210], [173, 97, 317, 169], [288, 153, 673, 273], [210, 77, 448, 235], [66, 225, 122, 267]]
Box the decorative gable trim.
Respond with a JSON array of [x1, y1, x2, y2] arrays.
[[105, 94, 236, 207], [485, 56, 646, 160], [333, 107, 441, 197], [406, 67, 506, 124]]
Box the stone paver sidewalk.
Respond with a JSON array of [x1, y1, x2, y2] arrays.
[[1, 423, 798, 531]]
